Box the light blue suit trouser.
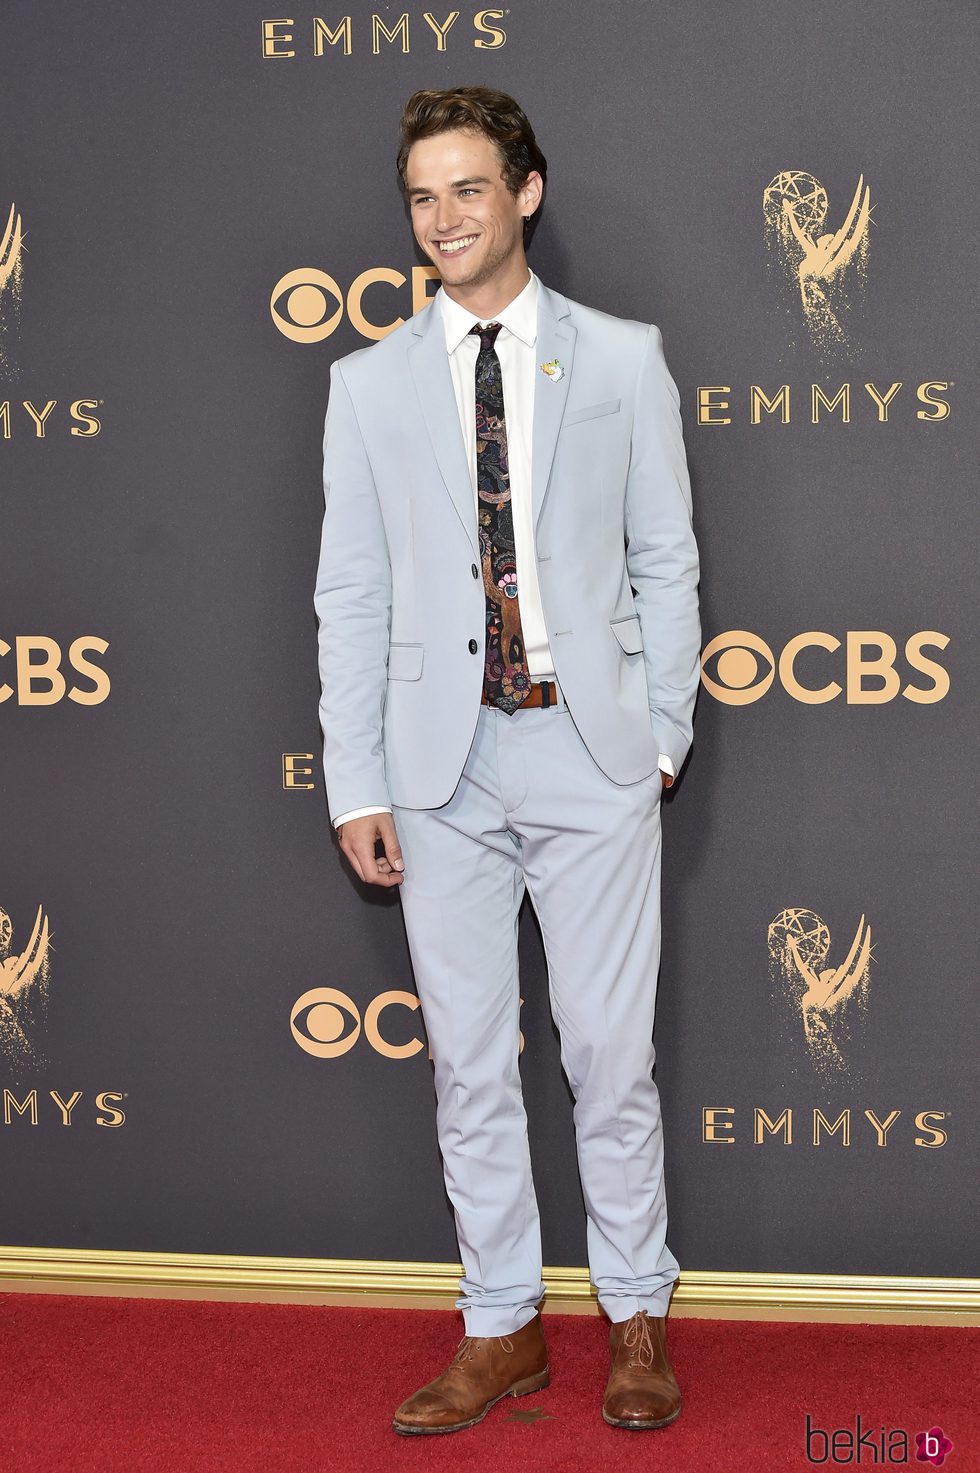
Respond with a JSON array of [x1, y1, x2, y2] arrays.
[[392, 681, 680, 1335]]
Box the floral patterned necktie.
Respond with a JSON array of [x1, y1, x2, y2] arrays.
[[471, 322, 532, 713]]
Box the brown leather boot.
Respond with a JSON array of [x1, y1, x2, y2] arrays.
[[602, 1310, 681, 1429], [392, 1310, 550, 1435]]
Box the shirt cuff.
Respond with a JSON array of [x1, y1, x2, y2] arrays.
[[333, 806, 392, 829], [658, 753, 676, 786]]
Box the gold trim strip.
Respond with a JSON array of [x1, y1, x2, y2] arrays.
[[0, 1248, 976, 1324]]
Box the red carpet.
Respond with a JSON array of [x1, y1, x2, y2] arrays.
[[0, 1295, 976, 1472]]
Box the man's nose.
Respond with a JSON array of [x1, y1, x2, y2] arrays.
[[435, 198, 463, 235]]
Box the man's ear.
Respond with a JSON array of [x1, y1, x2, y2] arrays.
[[520, 170, 544, 220]]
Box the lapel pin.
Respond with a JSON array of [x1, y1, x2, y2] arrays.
[[540, 358, 564, 382]]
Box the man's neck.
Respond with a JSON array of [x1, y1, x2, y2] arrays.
[[441, 260, 532, 323]]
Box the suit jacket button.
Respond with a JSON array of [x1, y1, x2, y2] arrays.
[[468, 638, 479, 654], [471, 563, 479, 579]]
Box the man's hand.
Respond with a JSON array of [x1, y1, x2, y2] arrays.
[[337, 812, 405, 887]]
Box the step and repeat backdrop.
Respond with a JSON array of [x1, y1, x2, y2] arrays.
[[1, 2, 975, 1281]]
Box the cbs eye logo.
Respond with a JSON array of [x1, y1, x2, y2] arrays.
[[700, 629, 950, 705], [271, 265, 440, 343], [290, 986, 426, 1060]]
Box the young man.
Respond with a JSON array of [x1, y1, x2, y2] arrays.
[[314, 86, 701, 1434]]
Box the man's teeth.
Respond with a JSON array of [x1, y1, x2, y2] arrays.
[[438, 236, 477, 253]]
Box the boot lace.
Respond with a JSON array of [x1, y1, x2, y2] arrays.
[[623, 1312, 656, 1369], [450, 1332, 515, 1367]]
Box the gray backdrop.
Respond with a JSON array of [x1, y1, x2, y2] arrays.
[[1, 0, 976, 1279]]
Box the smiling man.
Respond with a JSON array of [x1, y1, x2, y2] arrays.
[[313, 86, 701, 1435]]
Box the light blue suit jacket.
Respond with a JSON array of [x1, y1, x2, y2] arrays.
[[314, 280, 701, 824]]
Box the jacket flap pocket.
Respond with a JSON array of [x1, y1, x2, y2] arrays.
[[563, 397, 622, 427], [387, 642, 424, 681], [610, 615, 644, 654]]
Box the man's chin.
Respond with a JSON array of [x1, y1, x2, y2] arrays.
[[432, 257, 482, 286], [435, 258, 501, 293]]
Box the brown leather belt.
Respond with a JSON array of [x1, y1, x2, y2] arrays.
[[481, 679, 559, 709]]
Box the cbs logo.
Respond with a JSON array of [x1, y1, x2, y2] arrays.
[[291, 987, 426, 1059], [0, 637, 110, 705], [290, 987, 527, 1059], [700, 630, 950, 705], [271, 265, 440, 344]]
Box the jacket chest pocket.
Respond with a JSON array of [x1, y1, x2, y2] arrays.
[[562, 397, 622, 427]]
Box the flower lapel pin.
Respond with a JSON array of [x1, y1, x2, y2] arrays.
[[539, 359, 565, 382]]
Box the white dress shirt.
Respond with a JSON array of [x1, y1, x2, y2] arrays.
[[333, 270, 673, 829]]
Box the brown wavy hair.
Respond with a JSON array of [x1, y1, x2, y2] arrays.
[[396, 86, 548, 200]]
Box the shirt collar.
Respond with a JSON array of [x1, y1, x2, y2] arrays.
[[437, 269, 539, 354]]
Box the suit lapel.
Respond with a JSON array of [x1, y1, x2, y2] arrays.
[[531, 283, 576, 531], [408, 295, 478, 555]]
